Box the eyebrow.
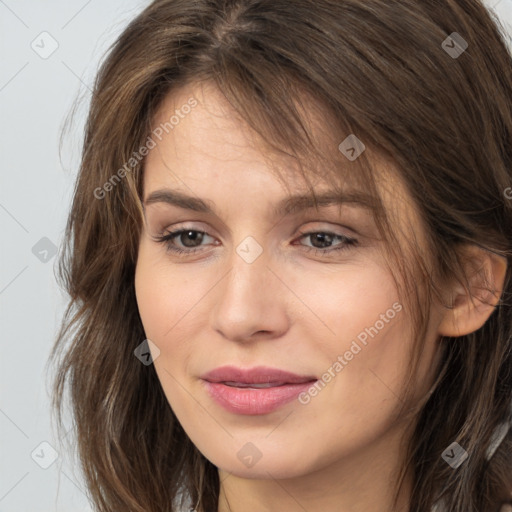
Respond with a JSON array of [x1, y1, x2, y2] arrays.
[[143, 188, 376, 217]]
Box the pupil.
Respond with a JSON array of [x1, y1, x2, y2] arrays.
[[181, 230, 203, 247], [311, 233, 333, 248]]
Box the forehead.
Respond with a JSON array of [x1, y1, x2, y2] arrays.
[[144, 80, 364, 194], [139, 81, 435, 280], [142, 80, 420, 231]]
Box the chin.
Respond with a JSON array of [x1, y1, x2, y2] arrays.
[[212, 448, 312, 480]]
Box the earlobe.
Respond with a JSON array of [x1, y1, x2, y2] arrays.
[[437, 245, 508, 338]]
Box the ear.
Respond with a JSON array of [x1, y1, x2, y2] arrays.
[[437, 245, 508, 337]]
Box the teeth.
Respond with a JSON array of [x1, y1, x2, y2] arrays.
[[223, 381, 283, 388]]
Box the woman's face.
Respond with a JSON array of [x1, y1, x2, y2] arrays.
[[134, 80, 445, 483]]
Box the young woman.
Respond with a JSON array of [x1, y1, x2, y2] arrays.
[[49, 1, 512, 511]]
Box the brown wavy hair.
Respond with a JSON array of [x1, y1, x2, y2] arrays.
[[48, 0, 512, 511]]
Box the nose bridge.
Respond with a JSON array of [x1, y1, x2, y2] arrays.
[[235, 234, 265, 266], [210, 233, 288, 341], [223, 234, 273, 312]]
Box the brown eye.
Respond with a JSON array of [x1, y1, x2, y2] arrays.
[[295, 230, 358, 254], [154, 229, 214, 255]]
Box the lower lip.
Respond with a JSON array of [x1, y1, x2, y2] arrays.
[[201, 380, 317, 415]]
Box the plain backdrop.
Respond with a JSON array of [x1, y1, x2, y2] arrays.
[[1, 1, 511, 511]]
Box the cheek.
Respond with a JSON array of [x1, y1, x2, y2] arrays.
[[292, 263, 410, 414], [134, 243, 207, 341], [134, 249, 203, 404], [287, 257, 402, 349], [134, 259, 171, 341]]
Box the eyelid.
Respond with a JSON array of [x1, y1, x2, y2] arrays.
[[152, 213, 358, 232], [152, 220, 356, 241], [151, 222, 360, 258]]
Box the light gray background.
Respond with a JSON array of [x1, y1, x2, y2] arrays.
[[1, 1, 511, 511]]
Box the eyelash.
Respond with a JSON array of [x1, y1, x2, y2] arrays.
[[153, 227, 359, 257]]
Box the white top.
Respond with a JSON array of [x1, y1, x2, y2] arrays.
[[432, 419, 511, 511]]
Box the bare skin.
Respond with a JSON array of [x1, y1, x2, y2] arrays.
[[134, 80, 507, 512]]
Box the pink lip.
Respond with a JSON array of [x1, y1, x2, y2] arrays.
[[200, 365, 317, 415]]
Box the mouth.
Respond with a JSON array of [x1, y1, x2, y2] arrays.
[[221, 381, 299, 388], [200, 366, 318, 415], [201, 365, 317, 385]]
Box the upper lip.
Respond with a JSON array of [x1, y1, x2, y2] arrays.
[[201, 365, 317, 385]]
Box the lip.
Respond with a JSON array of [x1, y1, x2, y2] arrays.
[[200, 365, 318, 415], [201, 365, 317, 385]]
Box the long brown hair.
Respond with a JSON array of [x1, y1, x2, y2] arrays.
[[48, 1, 512, 511]]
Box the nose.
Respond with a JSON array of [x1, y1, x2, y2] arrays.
[[210, 239, 290, 343]]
